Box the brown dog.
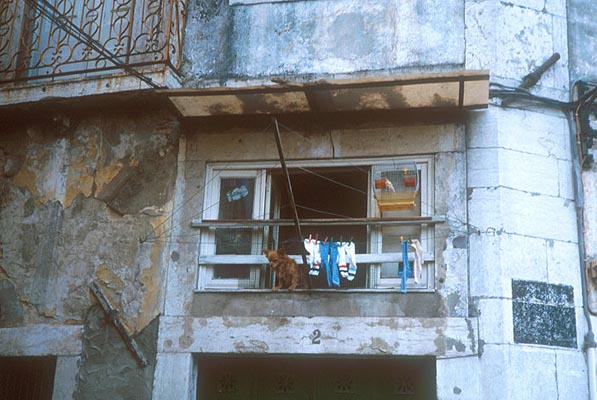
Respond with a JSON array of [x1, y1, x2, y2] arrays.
[[262, 248, 301, 291]]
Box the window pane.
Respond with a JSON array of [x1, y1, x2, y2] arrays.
[[214, 178, 256, 280], [380, 224, 421, 279]]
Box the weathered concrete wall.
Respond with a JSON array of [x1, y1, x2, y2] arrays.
[[0, 105, 180, 398], [568, 0, 597, 82], [74, 306, 159, 400], [466, 0, 569, 100], [192, 292, 443, 317], [183, 0, 465, 84], [0, 109, 178, 331]]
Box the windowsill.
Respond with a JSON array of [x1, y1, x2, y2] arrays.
[[194, 288, 435, 293]]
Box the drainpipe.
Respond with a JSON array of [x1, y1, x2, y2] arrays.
[[569, 82, 597, 400]]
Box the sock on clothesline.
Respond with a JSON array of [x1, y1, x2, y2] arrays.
[[312, 240, 321, 276], [337, 242, 348, 278], [304, 238, 321, 276], [346, 242, 358, 281], [320, 242, 331, 287]]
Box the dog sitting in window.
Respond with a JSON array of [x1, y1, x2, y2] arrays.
[[262, 248, 301, 291]]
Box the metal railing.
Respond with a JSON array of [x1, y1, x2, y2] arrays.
[[0, 0, 186, 85]]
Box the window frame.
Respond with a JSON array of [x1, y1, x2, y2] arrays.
[[197, 156, 435, 291], [197, 168, 269, 290], [369, 161, 434, 290]]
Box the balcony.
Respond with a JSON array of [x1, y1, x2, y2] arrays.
[[0, 0, 187, 104]]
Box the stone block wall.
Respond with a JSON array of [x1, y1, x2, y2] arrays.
[[459, 0, 590, 398]]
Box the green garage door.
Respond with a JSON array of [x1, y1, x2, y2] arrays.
[[196, 356, 435, 400]]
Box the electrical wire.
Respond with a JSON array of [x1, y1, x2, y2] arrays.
[[489, 82, 573, 109], [23, 0, 163, 89]]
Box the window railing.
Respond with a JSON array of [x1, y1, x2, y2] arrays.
[[0, 0, 186, 85]]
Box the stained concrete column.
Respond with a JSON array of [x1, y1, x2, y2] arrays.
[[52, 356, 79, 400], [152, 353, 195, 400]]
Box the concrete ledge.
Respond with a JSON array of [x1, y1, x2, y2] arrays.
[[157, 316, 478, 358], [0, 68, 181, 106], [0, 325, 83, 356], [192, 291, 442, 318]]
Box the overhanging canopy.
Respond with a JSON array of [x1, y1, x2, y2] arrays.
[[161, 70, 489, 118]]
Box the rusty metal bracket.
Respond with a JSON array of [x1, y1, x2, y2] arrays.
[[89, 282, 148, 367]]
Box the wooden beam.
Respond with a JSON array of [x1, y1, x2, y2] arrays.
[[89, 282, 148, 367]]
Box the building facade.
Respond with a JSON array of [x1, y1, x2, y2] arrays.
[[0, 0, 596, 399]]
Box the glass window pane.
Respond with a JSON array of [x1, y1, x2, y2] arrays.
[[214, 177, 255, 280], [380, 224, 420, 279]]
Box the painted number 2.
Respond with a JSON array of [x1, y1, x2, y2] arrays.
[[310, 329, 321, 344]]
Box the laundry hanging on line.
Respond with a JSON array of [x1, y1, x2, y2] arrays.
[[303, 237, 358, 288], [409, 238, 424, 284], [401, 240, 411, 293]]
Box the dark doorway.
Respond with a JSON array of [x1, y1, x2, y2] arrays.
[[0, 356, 56, 400], [196, 355, 436, 399]]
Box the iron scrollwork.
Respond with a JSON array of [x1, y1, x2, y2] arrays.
[[0, 0, 187, 84]]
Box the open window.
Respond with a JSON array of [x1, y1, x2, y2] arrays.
[[196, 157, 435, 291]]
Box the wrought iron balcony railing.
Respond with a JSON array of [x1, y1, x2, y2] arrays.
[[0, 0, 186, 86]]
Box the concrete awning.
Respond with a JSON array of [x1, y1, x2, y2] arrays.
[[161, 70, 489, 117]]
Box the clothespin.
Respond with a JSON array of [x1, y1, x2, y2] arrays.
[[340, 236, 343, 244], [324, 236, 328, 244], [330, 237, 334, 244], [349, 237, 353, 245], [315, 233, 319, 243], [308, 234, 312, 243]]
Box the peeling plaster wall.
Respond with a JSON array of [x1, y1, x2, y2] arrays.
[[0, 107, 180, 397]]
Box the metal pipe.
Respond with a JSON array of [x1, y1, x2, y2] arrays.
[[501, 53, 561, 106], [569, 81, 597, 400], [272, 117, 312, 289], [588, 335, 597, 400], [520, 52, 561, 89]]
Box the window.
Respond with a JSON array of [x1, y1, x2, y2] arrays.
[[198, 170, 268, 289], [196, 157, 435, 291]]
